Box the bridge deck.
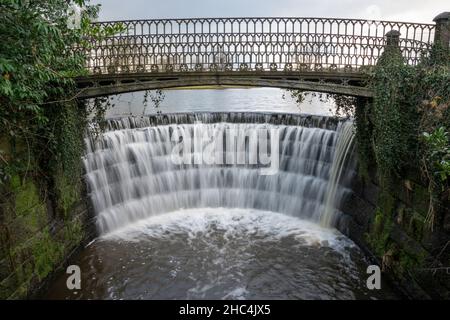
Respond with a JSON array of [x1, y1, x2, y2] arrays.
[[75, 17, 436, 98]]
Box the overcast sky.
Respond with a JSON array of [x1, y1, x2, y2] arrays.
[[91, 0, 448, 23]]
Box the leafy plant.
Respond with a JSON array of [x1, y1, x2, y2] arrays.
[[0, 0, 124, 184], [423, 127, 450, 183], [143, 89, 165, 115], [284, 90, 356, 117], [0, 1, 124, 298]]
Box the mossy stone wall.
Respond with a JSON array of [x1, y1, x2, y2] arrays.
[[340, 169, 450, 299], [0, 144, 91, 299]]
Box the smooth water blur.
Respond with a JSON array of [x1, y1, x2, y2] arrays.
[[83, 115, 351, 234], [105, 88, 335, 118]]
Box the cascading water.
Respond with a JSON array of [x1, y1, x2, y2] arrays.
[[45, 112, 399, 300], [83, 112, 355, 234], [320, 121, 356, 228]]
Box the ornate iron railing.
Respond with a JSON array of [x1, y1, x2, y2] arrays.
[[83, 18, 436, 75]]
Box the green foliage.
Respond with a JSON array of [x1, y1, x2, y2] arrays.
[[397, 250, 423, 275], [284, 89, 306, 105], [88, 96, 114, 139], [14, 180, 46, 231], [0, 0, 123, 184], [54, 169, 80, 217], [370, 47, 421, 185], [1, 0, 88, 132], [359, 45, 449, 189], [284, 90, 356, 117], [354, 97, 374, 180], [14, 181, 40, 215], [45, 102, 87, 181], [357, 43, 449, 223], [367, 209, 393, 257], [408, 211, 426, 240], [0, 1, 121, 299], [63, 217, 84, 245], [0, 0, 122, 206], [422, 127, 450, 184], [357, 44, 449, 281], [143, 89, 165, 115], [31, 229, 64, 281]]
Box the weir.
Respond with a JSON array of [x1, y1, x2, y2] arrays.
[[83, 112, 356, 234]]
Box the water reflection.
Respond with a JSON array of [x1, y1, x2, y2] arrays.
[[104, 88, 336, 118]]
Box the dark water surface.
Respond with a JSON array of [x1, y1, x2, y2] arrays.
[[46, 209, 397, 300]]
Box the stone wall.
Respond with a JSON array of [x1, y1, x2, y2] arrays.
[[0, 171, 93, 299], [339, 167, 450, 299]]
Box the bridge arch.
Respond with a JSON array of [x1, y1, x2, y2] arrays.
[[76, 71, 371, 98]]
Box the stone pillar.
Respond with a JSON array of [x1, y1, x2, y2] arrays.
[[378, 30, 403, 65], [385, 30, 400, 47], [433, 12, 450, 49]]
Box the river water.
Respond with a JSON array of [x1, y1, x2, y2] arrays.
[[105, 88, 335, 117], [44, 88, 398, 300]]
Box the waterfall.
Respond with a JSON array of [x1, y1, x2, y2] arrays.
[[320, 121, 355, 228], [83, 112, 355, 235]]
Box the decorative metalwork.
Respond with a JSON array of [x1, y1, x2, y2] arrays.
[[150, 64, 159, 72], [165, 64, 174, 72], [81, 17, 436, 75], [255, 62, 263, 72], [284, 63, 293, 72], [209, 63, 218, 72], [239, 63, 249, 71]]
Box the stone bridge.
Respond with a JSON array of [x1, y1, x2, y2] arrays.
[[76, 14, 450, 99]]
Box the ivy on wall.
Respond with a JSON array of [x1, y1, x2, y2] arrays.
[[357, 43, 450, 293], [364, 44, 449, 223]]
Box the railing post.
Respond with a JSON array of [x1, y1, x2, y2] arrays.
[[433, 12, 450, 50]]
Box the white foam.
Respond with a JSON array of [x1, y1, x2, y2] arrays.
[[101, 208, 355, 254]]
